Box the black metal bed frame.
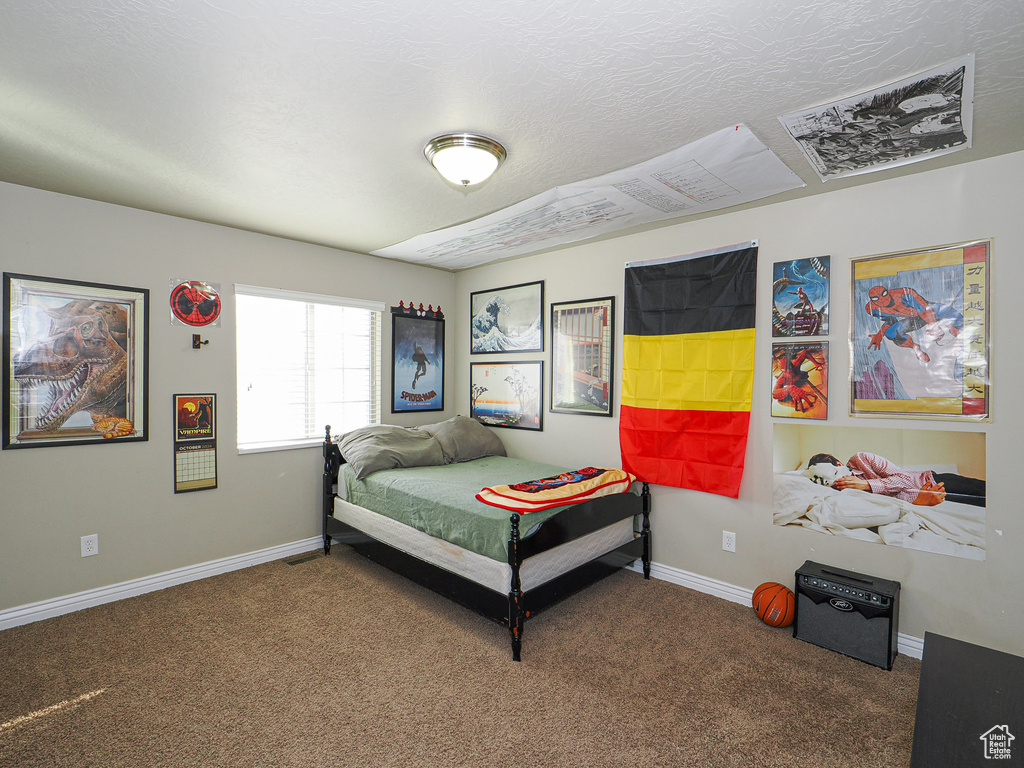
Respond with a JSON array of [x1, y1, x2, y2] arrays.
[[322, 426, 652, 661]]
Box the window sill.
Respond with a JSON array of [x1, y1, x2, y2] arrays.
[[237, 438, 322, 455]]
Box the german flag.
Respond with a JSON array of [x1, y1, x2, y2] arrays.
[[620, 243, 757, 497]]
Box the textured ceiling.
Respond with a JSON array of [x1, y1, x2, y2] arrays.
[[2, 0, 1023, 269]]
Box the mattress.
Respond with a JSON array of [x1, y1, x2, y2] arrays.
[[332, 496, 636, 594], [341, 455, 639, 561]]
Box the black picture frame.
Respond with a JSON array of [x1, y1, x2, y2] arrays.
[[550, 296, 615, 417], [469, 280, 544, 354], [470, 360, 544, 431], [3, 272, 149, 449], [770, 341, 829, 420], [771, 256, 830, 337], [391, 303, 445, 413]]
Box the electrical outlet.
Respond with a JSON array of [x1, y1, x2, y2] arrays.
[[81, 534, 99, 558], [722, 530, 736, 553]]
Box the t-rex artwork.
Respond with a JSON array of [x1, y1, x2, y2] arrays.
[[12, 299, 134, 439]]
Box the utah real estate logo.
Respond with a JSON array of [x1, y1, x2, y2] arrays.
[[980, 725, 1015, 760]]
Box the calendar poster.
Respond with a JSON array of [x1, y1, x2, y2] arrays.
[[173, 393, 217, 492]]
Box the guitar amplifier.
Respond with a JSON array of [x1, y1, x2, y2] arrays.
[[794, 561, 901, 670]]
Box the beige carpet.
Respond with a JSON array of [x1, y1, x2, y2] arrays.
[[0, 549, 920, 767]]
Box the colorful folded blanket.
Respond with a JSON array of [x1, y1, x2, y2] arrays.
[[476, 466, 635, 513]]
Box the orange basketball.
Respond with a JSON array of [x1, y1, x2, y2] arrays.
[[752, 581, 795, 628]]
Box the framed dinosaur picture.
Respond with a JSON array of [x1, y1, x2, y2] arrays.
[[3, 273, 150, 449]]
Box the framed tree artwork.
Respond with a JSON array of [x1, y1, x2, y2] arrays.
[[391, 302, 444, 413], [469, 280, 543, 354], [470, 361, 543, 431], [550, 296, 614, 416], [3, 273, 149, 449]]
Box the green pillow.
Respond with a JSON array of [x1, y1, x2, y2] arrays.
[[419, 415, 506, 464], [339, 424, 445, 479]]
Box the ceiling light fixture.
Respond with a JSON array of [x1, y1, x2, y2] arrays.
[[424, 133, 507, 186]]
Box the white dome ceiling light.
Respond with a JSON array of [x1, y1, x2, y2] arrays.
[[424, 133, 507, 186]]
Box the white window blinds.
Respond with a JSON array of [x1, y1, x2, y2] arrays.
[[235, 285, 382, 453]]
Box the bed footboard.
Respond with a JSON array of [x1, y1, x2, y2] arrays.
[[641, 481, 652, 578], [504, 480, 652, 661], [508, 514, 523, 662]]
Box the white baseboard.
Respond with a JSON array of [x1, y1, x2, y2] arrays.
[[897, 632, 924, 659], [1, 542, 926, 660], [630, 560, 924, 660], [0, 536, 323, 632]]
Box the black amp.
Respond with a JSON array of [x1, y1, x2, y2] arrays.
[[794, 560, 901, 670]]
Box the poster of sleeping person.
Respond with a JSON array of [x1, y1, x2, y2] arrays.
[[774, 423, 985, 560]]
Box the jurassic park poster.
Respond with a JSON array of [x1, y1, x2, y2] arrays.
[[3, 273, 149, 449]]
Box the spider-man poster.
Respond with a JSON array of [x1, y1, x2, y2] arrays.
[[772, 342, 828, 419], [850, 240, 990, 420], [391, 304, 444, 413], [772, 256, 829, 337]]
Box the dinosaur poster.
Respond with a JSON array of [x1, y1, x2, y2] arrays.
[[3, 273, 149, 448]]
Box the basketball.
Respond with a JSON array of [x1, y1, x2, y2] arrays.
[[752, 581, 795, 628]]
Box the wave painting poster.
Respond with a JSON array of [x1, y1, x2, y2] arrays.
[[470, 281, 543, 354]]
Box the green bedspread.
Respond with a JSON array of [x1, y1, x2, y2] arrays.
[[342, 456, 638, 562]]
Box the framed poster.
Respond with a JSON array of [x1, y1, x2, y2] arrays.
[[391, 303, 444, 413], [3, 273, 149, 449], [850, 240, 990, 420], [550, 296, 614, 416], [771, 341, 828, 419], [173, 394, 217, 492], [470, 361, 543, 431], [470, 280, 543, 354], [772, 256, 829, 337]]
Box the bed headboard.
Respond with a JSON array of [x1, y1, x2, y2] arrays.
[[323, 426, 345, 509]]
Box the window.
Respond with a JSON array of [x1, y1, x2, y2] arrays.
[[235, 285, 382, 453]]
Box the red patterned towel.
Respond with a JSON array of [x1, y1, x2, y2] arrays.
[[476, 467, 635, 513]]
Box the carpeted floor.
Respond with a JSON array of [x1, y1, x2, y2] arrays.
[[0, 549, 920, 767]]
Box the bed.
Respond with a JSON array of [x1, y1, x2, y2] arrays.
[[321, 417, 652, 660]]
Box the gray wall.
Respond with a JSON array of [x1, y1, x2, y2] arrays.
[[454, 150, 1023, 657], [3, 148, 1022, 658], [0, 182, 455, 610]]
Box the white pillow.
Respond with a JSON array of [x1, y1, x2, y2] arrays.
[[801, 462, 853, 487], [823, 491, 902, 529]]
